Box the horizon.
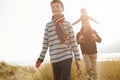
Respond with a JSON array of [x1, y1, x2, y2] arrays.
[[1, 52, 120, 66]]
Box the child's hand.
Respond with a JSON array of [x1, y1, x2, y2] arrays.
[[36, 60, 42, 68], [75, 60, 80, 70], [78, 35, 84, 43]]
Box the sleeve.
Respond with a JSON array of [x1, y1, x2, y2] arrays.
[[76, 31, 80, 44], [76, 30, 83, 44], [93, 30, 102, 43], [38, 25, 49, 62], [67, 22, 81, 60]]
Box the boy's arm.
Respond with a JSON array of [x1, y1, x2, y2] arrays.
[[68, 22, 81, 60], [37, 26, 49, 65], [68, 22, 81, 70]]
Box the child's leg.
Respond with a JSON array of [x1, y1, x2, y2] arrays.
[[60, 58, 72, 80], [52, 58, 72, 80], [52, 62, 61, 80]]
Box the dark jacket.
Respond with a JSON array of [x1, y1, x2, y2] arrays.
[[77, 28, 102, 54]]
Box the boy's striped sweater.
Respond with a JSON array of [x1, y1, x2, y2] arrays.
[[38, 21, 80, 63]]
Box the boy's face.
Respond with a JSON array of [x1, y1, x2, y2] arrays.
[[51, 2, 64, 15]]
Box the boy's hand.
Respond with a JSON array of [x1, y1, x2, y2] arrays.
[[36, 60, 42, 68], [75, 60, 80, 70]]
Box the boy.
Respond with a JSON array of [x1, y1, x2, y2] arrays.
[[36, 0, 81, 80]]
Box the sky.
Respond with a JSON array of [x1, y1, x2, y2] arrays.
[[0, 0, 120, 66]]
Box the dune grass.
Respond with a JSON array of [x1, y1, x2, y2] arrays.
[[98, 60, 120, 80], [0, 59, 120, 80]]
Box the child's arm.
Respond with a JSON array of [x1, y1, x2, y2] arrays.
[[36, 26, 49, 68], [89, 16, 100, 24], [68, 22, 81, 70], [72, 18, 81, 25], [68, 22, 81, 60]]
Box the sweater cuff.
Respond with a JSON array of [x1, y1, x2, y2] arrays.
[[38, 58, 43, 62], [75, 58, 80, 61]]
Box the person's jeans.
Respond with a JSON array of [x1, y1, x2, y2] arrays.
[[52, 58, 72, 80], [83, 53, 97, 80]]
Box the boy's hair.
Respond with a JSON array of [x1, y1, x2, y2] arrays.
[[51, 0, 64, 9]]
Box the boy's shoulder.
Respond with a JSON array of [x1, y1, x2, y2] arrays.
[[63, 21, 72, 26], [46, 21, 54, 27], [46, 21, 72, 27]]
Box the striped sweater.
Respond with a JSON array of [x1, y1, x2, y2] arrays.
[[38, 21, 80, 63]]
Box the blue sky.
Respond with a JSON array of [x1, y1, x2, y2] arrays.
[[0, 0, 120, 65]]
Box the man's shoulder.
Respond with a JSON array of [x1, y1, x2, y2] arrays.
[[92, 29, 97, 33]]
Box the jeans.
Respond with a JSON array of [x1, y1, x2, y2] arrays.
[[52, 58, 72, 80], [83, 53, 97, 80]]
